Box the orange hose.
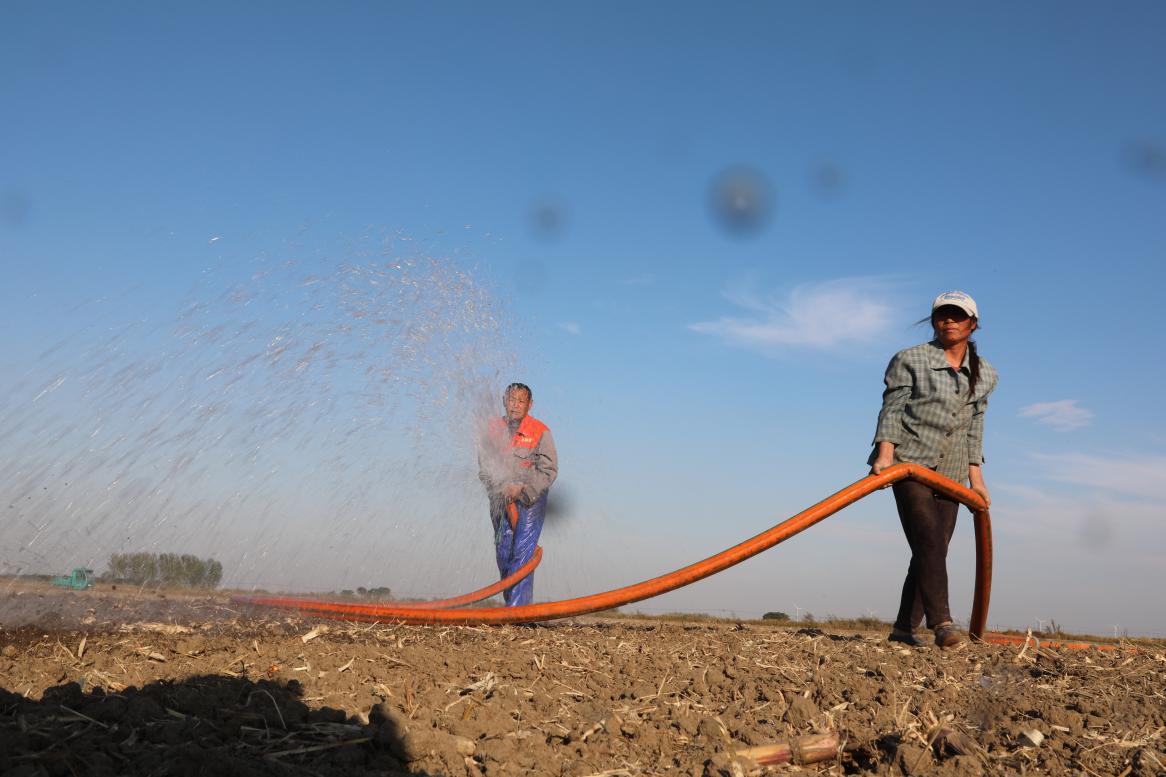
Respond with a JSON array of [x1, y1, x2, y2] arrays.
[[233, 464, 997, 634], [976, 631, 1133, 651]]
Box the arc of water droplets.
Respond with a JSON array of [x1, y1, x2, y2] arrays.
[[0, 234, 521, 599]]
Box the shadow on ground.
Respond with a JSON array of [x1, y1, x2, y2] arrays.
[[0, 673, 437, 776]]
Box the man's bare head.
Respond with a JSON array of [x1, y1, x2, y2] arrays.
[[504, 383, 532, 422]]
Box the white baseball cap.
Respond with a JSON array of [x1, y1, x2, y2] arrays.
[[931, 290, 978, 319]]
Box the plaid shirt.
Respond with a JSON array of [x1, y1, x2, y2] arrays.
[[869, 340, 998, 484]]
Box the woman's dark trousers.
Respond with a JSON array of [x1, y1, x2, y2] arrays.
[[892, 479, 959, 631]]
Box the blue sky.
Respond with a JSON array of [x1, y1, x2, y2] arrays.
[[3, 2, 1165, 637]]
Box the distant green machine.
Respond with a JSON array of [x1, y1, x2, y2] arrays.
[[51, 568, 94, 590]]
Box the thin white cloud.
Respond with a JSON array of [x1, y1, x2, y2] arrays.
[[688, 277, 896, 351], [1019, 400, 1093, 431], [1029, 451, 1166, 501], [558, 322, 581, 335]]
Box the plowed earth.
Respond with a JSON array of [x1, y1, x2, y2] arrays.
[[2, 587, 1164, 777]]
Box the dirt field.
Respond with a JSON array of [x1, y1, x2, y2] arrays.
[[2, 586, 1164, 776]]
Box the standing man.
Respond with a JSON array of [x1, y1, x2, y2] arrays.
[[478, 383, 558, 606]]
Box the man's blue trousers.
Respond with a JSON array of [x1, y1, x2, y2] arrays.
[[492, 492, 547, 606]]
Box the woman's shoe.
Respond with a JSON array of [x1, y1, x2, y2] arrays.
[[888, 628, 923, 647], [933, 623, 966, 648]]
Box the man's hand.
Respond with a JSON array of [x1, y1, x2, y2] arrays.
[[503, 483, 524, 502]]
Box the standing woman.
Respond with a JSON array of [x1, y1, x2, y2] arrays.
[[869, 291, 998, 648]]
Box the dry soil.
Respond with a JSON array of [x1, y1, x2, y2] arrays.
[[1, 586, 1163, 776]]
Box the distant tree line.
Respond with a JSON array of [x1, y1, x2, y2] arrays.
[[106, 552, 223, 589], [335, 586, 393, 600]]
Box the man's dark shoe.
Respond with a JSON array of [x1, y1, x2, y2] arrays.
[[933, 623, 966, 648], [888, 628, 923, 647]]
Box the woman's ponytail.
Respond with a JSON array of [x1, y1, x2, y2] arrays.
[[968, 339, 980, 397]]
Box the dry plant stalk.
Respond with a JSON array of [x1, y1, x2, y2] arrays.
[[733, 731, 839, 766]]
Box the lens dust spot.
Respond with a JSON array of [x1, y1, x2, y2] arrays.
[[1, 189, 31, 228], [1078, 514, 1115, 550], [529, 196, 568, 242], [1122, 140, 1166, 181], [543, 484, 574, 527], [708, 166, 773, 239], [810, 162, 846, 199]]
